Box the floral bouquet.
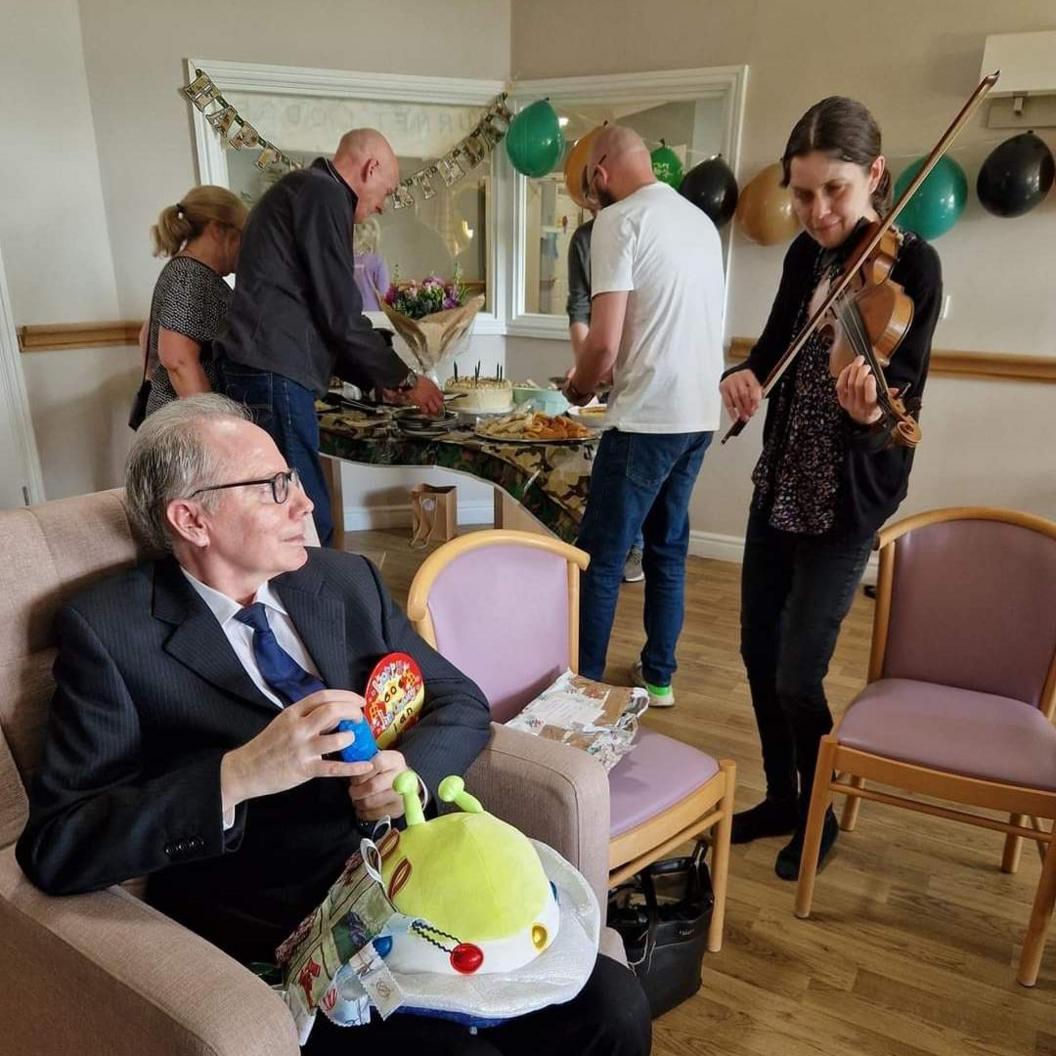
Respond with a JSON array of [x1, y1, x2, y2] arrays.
[[375, 266, 485, 382]]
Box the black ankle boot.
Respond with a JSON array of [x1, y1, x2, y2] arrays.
[[731, 797, 798, 845], [775, 808, 838, 881]]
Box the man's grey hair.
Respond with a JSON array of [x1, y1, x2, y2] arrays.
[[125, 394, 251, 552]]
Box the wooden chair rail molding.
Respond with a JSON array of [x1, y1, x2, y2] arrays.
[[15, 323, 1056, 382], [17, 320, 143, 352], [727, 337, 1056, 384]]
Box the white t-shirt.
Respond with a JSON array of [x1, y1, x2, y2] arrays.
[[590, 182, 725, 433]]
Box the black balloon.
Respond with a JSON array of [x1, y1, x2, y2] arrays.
[[679, 155, 739, 227], [976, 132, 1055, 218]]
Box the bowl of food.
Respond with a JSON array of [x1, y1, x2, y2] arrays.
[[511, 379, 569, 416]]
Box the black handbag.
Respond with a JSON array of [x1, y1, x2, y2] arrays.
[[607, 841, 714, 1018], [128, 328, 151, 430], [128, 378, 151, 431]]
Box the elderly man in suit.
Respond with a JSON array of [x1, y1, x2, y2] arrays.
[[16, 395, 650, 1056]]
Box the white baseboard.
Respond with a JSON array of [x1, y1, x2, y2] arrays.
[[688, 529, 879, 584], [339, 514, 879, 584], [687, 529, 745, 564], [342, 501, 494, 532]]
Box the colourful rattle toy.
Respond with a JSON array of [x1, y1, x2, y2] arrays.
[[337, 651, 425, 763]]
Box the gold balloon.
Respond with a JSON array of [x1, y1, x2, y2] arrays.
[[734, 162, 800, 245], [564, 126, 605, 209]]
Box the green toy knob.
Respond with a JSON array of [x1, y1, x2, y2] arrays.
[[438, 775, 484, 814], [393, 770, 426, 826]]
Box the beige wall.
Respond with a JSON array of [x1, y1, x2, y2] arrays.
[[0, 0, 132, 500], [513, 0, 1056, 538]]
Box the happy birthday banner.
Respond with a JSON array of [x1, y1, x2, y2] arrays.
[[180, 68, 511, 209]]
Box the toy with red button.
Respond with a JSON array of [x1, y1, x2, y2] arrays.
[[370, 771, 560, 977]]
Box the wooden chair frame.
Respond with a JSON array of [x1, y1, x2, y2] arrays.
[[407, 529, 736, 952], [795, 507, 1056, 986]]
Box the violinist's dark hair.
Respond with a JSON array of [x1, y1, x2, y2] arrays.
[[780, 97, 891, 215]]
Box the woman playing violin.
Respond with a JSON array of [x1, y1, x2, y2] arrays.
[[719, 97, 942, 880]]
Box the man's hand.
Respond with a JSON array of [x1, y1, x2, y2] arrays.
[[836, 355, 883, 426], [220, 690, 374, 814], [563, 367, 594, 407], [407, 375, 444, 416], [348, 749, 409, 821], [719, 369, 763, 423]]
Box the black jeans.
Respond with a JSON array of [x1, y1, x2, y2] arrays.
[[740, 505, 873, 812], [303, 954, 651, 1056]]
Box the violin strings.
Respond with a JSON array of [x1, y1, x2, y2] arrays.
[[834, 296, 898, 417]]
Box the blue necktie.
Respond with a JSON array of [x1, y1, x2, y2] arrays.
[[235, 602, 326, 705], [235, 602, 377, 762]]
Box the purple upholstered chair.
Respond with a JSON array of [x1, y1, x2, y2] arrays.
[[407, 529, 736, 952], [795, 508, 1056, 987]]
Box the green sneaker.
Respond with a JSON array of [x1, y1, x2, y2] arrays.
[[631, 659, 675, 708]]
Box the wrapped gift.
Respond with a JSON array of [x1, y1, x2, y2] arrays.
[[507, 671, 647, 771]]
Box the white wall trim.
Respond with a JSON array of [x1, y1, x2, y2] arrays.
[[688, 528, 879, 584], [0, 242, 45, 504], [188, 59, 506, 104], [343, 499, 493, 532], [512, 67, 750, 104]]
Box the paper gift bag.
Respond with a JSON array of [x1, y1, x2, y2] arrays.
[[409, 484, 457, 549]]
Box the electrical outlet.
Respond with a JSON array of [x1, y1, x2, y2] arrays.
[[940, 294, 952, 320]]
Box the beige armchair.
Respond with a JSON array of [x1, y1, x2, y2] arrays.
[[0, 490, 620, 1056]]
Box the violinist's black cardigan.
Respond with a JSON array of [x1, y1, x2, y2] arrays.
[[725, 230, 942, 540]]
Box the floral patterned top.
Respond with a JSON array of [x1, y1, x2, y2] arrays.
[[751, 249, 845, 534]]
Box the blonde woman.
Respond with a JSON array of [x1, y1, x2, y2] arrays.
[[143, 186, 248, 417]]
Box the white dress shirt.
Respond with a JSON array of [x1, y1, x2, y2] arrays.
[[182, 568, 426, 830], [182, 569, 323, 709]]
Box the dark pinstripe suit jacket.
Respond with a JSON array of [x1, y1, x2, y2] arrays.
[[16, 548, 491, 961]]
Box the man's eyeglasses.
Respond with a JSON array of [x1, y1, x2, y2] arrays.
[[188, 468, 302, 505]]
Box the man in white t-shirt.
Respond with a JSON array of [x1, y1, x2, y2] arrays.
[[566, 125, 725, 705]]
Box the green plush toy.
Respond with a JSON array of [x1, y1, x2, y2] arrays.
[[377, 772, 560, 976]]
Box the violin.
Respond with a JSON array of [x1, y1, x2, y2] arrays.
[[814, 222, 920, 447], [722, 70, 1000, 447]]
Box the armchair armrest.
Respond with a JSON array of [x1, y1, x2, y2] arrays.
[[466, 723, 611, 911], [0, 846, 298, 1056]]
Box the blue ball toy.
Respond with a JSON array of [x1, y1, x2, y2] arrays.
[[337, 717, 379, 762]]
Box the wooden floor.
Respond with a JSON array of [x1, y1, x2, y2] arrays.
[[349, 526, 1054, 1056]]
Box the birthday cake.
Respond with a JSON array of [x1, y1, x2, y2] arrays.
[[444, 376, 513, 414]]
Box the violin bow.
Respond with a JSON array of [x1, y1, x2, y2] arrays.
[[722, 70, 1000, 444]]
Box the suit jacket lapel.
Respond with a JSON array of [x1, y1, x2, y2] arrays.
[[153, 558, 277, 716], [274, 566, 349, 691]]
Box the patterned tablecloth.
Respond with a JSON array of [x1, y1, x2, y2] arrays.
[[317, 411, 597, 543]]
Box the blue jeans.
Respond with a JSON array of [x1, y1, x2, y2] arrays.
[[578, 429, 712, 685], [218, 361, 334, 546], [740, 505, 872, 809]]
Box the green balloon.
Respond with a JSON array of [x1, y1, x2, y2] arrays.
[[506, 100, 563, 178], [651, 143, 684, 188], [893, 155, 967, 240]]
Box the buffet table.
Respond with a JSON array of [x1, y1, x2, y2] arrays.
[[317, 409, 598, 546]]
